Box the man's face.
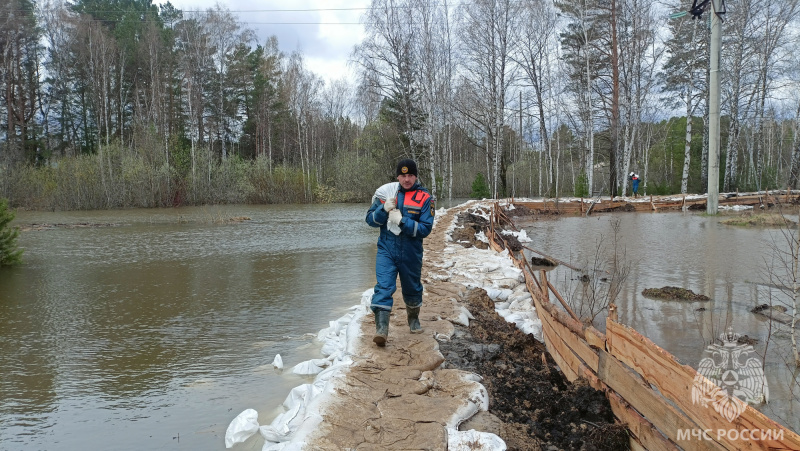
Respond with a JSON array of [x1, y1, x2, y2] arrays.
[[397, 173, 416, 190]]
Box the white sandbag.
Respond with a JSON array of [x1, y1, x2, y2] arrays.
[[259, 403, 302, 443], [346, 302, 369, 354], [292, 360, 326, 375], [371, 181, 399, 204], [445, 378, 489, 429], [511, 283, 529, 295], [488, 277, 517, 289], [225, 408, 260, 448], [319, 339, 338, 357], [515, 229, 532, 243], [508, 291, 531, 303], [505, 312, 533, 324], [501, 266, 524, 281], [516, 298, 534, 310], [372, 182, 401, 235], [495, 288, 513, 301], [272, 354, 283, 369], [452, 308, 471, 327], [316, 320, 341, 341], [283, 384, 322, 410], [447, 428, 507, 451], [519, 319, 543, 337], [311, 360, 351, 386], [361, 289, 374, 307]]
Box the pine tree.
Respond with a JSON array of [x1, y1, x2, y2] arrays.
[[0, 199, 23, 266]]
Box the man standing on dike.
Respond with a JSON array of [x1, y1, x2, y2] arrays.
[[365, 159, 435, 347]]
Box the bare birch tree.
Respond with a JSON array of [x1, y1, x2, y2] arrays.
[[513, 0, 558, 195], [354, 0, 420, 161], [456, 0, 518, 198]]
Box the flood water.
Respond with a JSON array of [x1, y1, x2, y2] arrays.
[[517, 211, 800, 433], [0, 204, 377, 451], [3, 204, 798, 450]]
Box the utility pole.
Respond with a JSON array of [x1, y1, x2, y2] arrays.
[[670, 0, 725, 212], [706, 0, 723, 214]]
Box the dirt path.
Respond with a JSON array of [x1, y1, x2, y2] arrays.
[[305, 203, 627, 450]]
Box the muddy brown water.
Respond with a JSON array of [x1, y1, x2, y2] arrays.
[[0, 204, 378, 451], [516, 210, 800, 433], [3, 203, 798, 449]]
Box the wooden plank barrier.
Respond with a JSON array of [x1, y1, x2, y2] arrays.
[[486, 206, 800, 451], [511, 190, 800, 216], [606, 321, 800, 451]]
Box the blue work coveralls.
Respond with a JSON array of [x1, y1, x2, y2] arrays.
[[365, 182, 435, 312]]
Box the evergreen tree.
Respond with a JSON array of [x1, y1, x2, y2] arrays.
[[0, 199, 23, 266], [470, 173, 491, 199]]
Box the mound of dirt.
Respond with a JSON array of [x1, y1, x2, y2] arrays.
[[531, 256, 557, 268], [505, 205, 537, 217], [502, 232, 523, 252], [641, 286, 710, 301], [751, 303, 796, 328], [439, 288, 629, 450], [451, 212, 491, 249]]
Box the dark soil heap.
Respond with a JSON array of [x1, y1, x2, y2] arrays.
[[439, 288, 629, 451], [450, 211, 492, 249], [641, 286, 710, 301], [441, 205, 629, 450]]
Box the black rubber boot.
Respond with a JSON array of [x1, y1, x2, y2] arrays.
[[407, 306, 423, 334], [373, 309, 390, 347]]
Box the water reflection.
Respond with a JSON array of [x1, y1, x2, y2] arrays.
[[518, 211, 799, 432], [0, 204, 376, 450]]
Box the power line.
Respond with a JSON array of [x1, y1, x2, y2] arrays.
[[6, 0, 496, 17], [180, 7, 371, 13]]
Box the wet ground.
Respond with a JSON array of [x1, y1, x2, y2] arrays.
[[440, 288, 628, 450], [440, 211, 629, 451], [298, 204, 630, 450]]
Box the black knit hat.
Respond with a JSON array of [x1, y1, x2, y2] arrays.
[[396, 159, 418, 177]]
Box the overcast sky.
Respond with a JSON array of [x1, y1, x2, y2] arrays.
[[167, 0, 371, 85]]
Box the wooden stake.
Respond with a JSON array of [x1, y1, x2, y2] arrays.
[[547, 279, 580, 323]]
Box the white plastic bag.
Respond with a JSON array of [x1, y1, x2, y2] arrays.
[[225, 408, 260, 448], [372, 182, 401, 235]]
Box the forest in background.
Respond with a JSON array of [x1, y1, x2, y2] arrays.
[[1, 0, 799, 210]]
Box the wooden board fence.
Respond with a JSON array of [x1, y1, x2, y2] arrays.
[[487, 204, 800, 451], [510, 190, 800, 216]]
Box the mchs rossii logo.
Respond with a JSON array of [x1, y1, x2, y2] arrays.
[[691, 327, 768, 422]]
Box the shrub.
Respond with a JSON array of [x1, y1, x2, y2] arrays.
[[0, 198, 23, 266]]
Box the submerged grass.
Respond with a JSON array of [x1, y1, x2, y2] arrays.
[[720, 213, 796, 227]]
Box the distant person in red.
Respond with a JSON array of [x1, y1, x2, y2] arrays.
[[629, 172, 640, 197]]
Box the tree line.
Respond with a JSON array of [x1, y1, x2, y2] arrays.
[[1, 0, 799, 210]]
